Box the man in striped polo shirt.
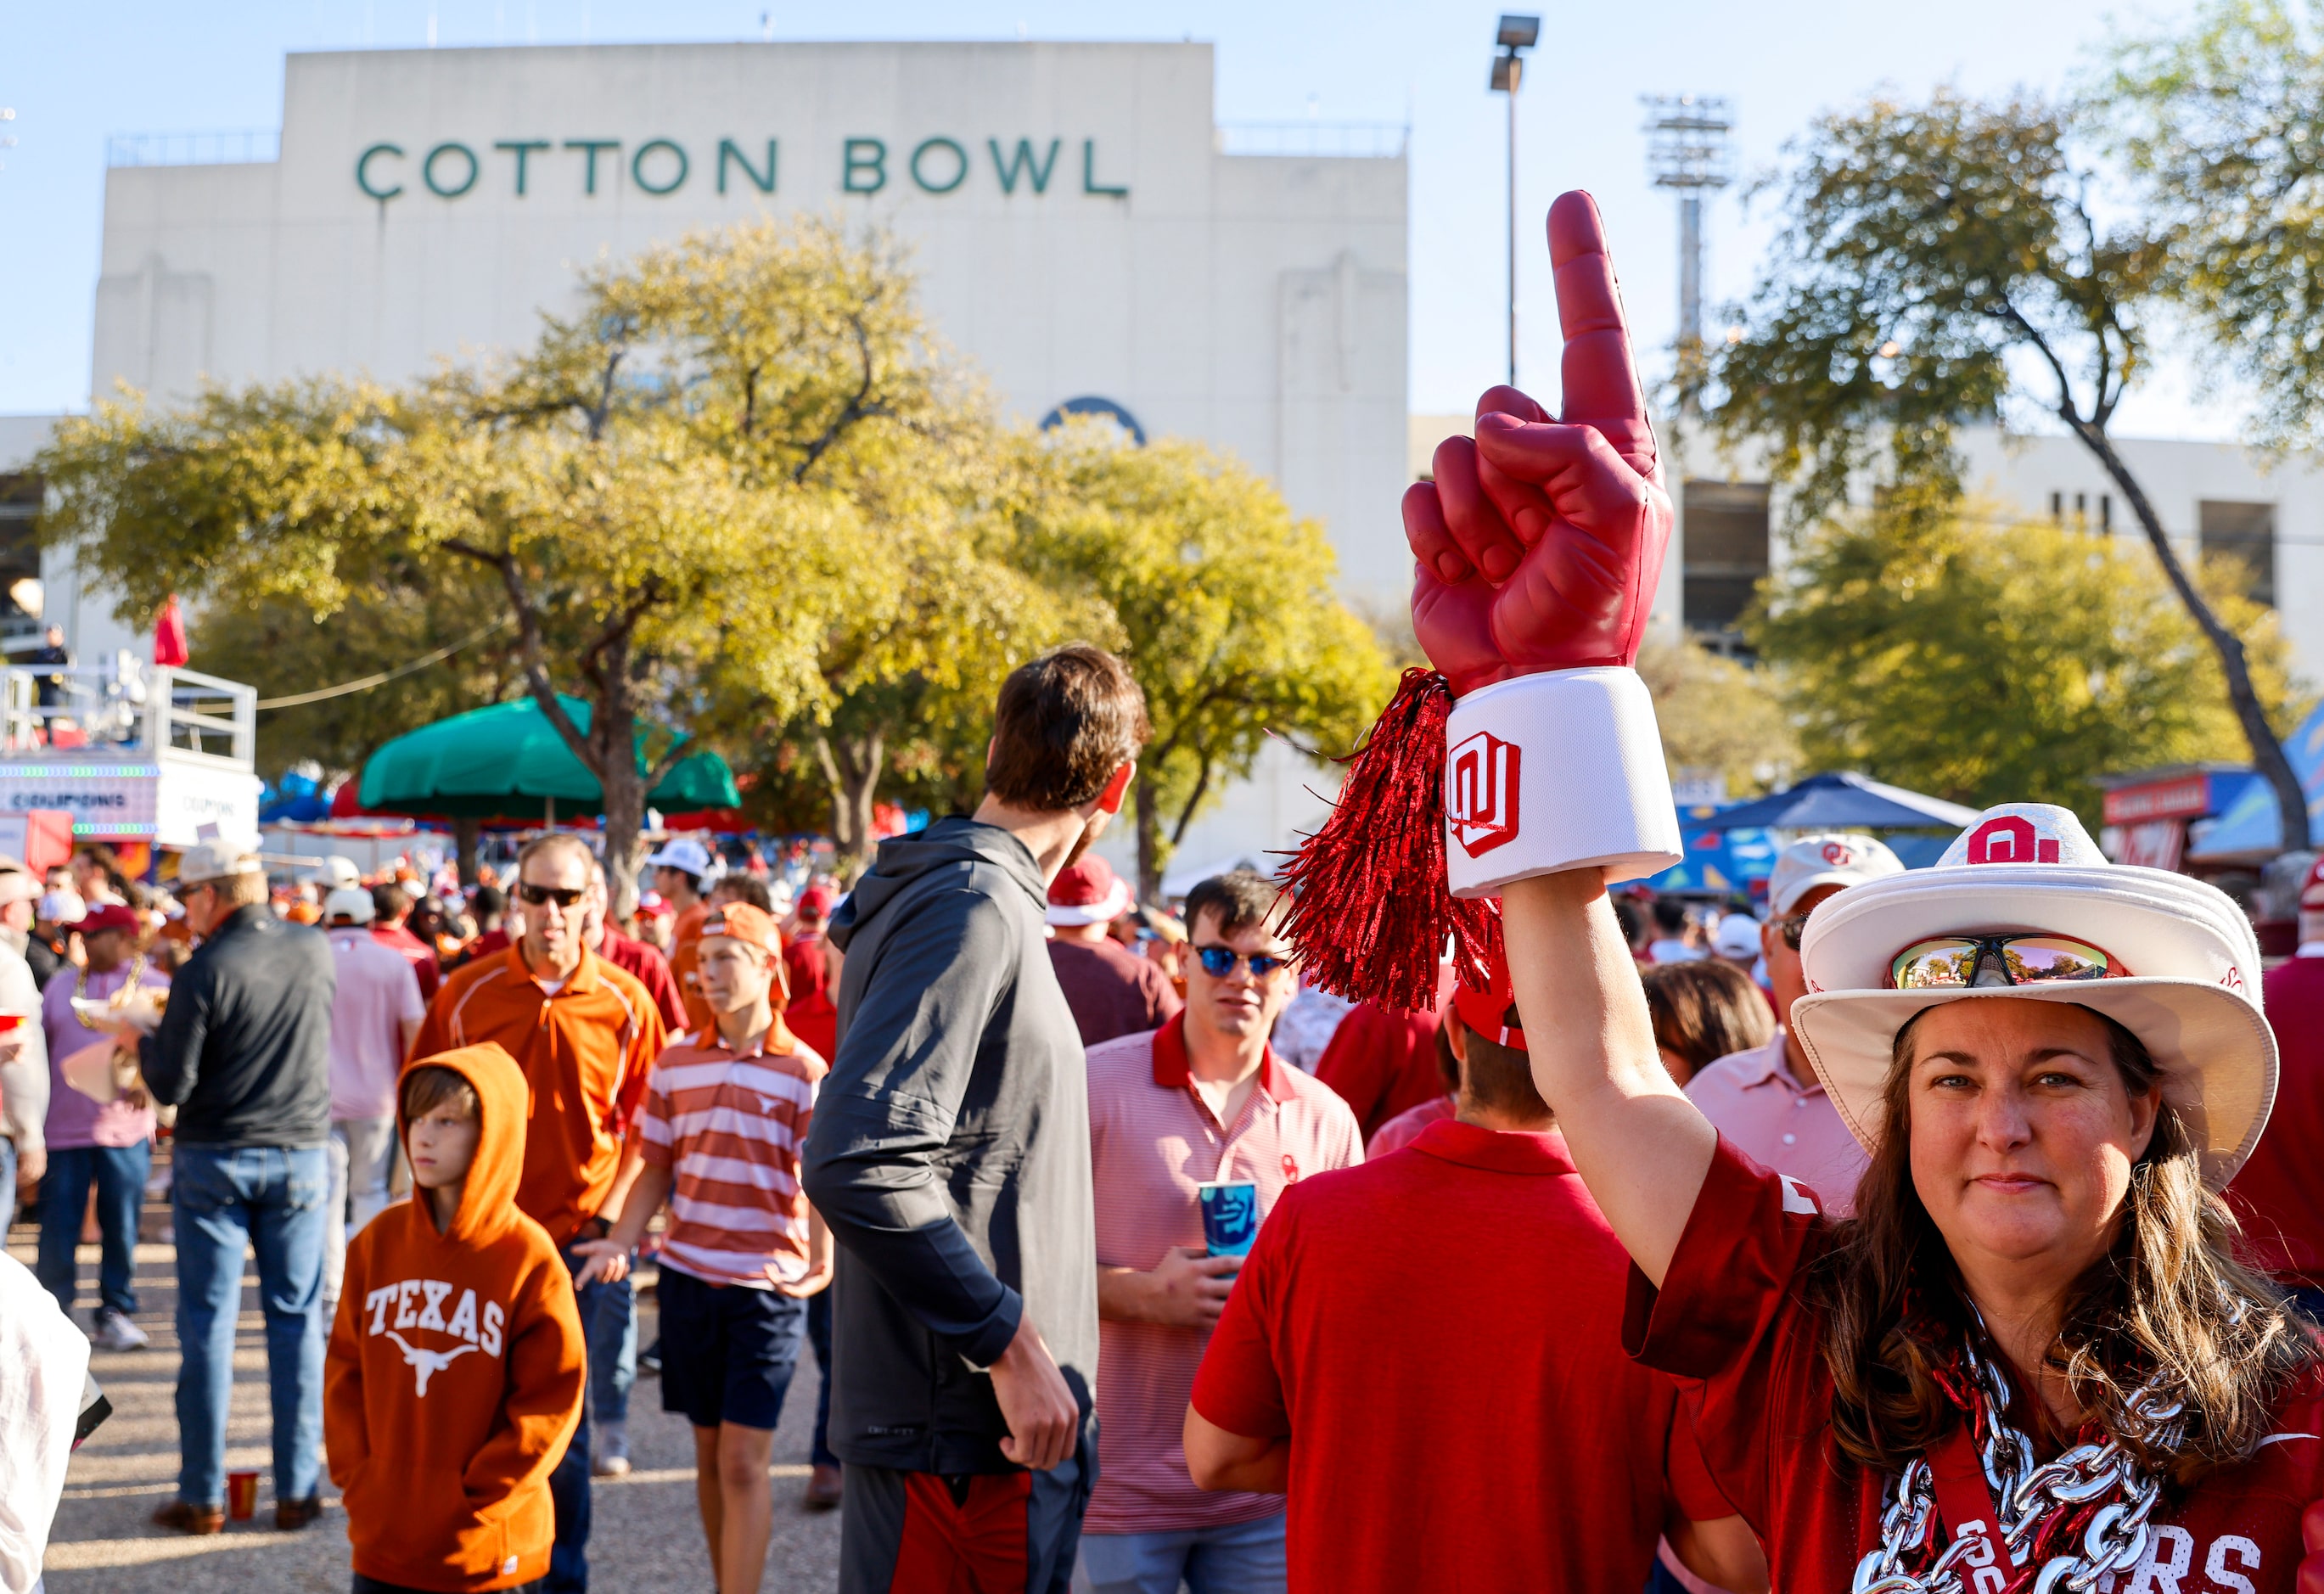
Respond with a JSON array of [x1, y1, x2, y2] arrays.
[[1081, 870, 1363, 1594], [574, 901, 833, 1594]]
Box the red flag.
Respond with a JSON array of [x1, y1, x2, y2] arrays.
[[154, 595, 189, 667]]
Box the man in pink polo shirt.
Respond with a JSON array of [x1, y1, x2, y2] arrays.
[[1681, 833, 1902, 1215], [1081, 869, 1361, 1593]]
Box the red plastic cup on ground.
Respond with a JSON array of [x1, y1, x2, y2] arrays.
[[226, 1470, 259, 1521]]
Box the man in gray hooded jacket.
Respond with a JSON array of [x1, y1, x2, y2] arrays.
[[805, 643, 1149, 1594]]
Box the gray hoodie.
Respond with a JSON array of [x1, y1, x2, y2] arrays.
[[802, 817, 1097, 1476]]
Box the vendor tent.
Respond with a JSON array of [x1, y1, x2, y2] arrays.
[[357, 696, 738, 821], [1703, 772, 1977, 833]]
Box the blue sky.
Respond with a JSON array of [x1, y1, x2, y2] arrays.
[[0, 0, 2220, 434]]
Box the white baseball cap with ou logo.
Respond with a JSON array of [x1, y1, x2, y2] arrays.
[[1765, 832, 1906, 916], [1789, 802, 2275, 1189]]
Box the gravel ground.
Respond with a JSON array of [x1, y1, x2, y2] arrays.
[[16, 1171, 845, 1593]]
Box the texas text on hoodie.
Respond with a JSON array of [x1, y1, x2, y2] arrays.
[[325, 1043, 586, 1593], [801, 815, 1099, 1475]]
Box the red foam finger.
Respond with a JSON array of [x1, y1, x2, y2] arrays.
[[1431, 435, 1525, 581], [1547, 191, 1648, 428], [1473, 414, 1561, 546]]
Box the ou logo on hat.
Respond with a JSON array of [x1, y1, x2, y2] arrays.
[[1821, 841, 1855, 866], [1966, 815, 2061, 866]]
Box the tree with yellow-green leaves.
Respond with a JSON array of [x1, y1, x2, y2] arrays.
[[1012, 424, 1398, 901], [39, 216, 951, 912], [1747, 499, 2309, 827]]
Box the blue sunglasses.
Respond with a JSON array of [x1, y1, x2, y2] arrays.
[[1193, 945, 1291, 979]]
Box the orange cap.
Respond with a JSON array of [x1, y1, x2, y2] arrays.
[[699, 901, 781, 955]]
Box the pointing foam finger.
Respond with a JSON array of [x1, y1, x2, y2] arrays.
[[1547, 190, 1648, 427]]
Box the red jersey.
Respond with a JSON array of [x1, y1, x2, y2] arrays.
[[598, 927, 688, 1037], [370, 922, 441, 1002], [2230, 954, 2324, 1288], [1311, 966, 1456, 1142], [1191, 1120, 1732, 1593], [783, 930, 838, 1064], [1631, 1136, 2324, 1592]]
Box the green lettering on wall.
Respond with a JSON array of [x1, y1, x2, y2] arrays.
[[495, 139, 550, 196], [356, 143, 405, 201], [564, 139, 620, 195], [632, 138, 688, 194], [910, 137, 968, 194], [843, 138, 887, 194], [718, 138, 777, 194], [990, 138, 1060, 194], [424, 142, 479, 198], [1082, 139, 1128, 198]]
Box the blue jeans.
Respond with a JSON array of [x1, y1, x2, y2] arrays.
[[39, 1141, 151, 1318], [1077, 1513, 1287, 1594], [587, 1266, 635, 1428], [548, 1244, 616, 1593], [807, 1284, 837, 1467], [0, 1135, 16, 1235], [171, 1143, 328, 1509]]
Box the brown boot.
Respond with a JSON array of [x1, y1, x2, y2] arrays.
[[151, 1499, 225, 1535], [275, 1496, 323, 1530], [802, 1462, 843, 1511]]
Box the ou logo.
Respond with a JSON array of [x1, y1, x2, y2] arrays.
[[1821, 841, 1855, 865], [1966, 816, 2060, 866], [1446, 731, 1522, 858]]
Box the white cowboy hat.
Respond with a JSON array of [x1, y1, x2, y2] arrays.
[[1791, 802, 2273, 1190]]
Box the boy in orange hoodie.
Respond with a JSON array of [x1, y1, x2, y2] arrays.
[[327, 1043, 586, 1594]]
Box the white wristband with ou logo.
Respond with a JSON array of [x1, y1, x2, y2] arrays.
[[1441, 666, 1684, 899]]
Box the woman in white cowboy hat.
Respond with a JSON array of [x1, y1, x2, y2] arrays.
[[1496, 799, 2321, 1591]]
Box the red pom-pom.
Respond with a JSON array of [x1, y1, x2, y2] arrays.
[[1277, 668, 1502, 1013]]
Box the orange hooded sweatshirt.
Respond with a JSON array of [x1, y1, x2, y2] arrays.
[[325, 1042, 585, 1592]]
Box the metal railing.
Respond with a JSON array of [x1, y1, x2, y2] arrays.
[[2, 659, 255, 767], [1215, 121, 1409, 159], [104, 129, 281, 168]]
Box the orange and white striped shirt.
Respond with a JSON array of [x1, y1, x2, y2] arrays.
[[637, 1027, 825, 1289]]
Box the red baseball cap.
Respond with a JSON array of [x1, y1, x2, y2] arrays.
[[796, 885, 835, 919], [70, 902, 142, 937], [1450, 947, 1527, 1053], [1047, 856, 1131, 927]]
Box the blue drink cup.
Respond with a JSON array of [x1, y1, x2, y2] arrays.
[[1198, 1180, 1260, 1259]]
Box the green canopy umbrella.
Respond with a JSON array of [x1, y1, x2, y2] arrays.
[[356, 695, 739, 822]]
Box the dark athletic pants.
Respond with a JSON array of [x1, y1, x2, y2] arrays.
[[839, 1451, 1091, 1594]]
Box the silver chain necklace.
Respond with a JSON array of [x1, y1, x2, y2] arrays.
[[1851, 1327, 2183, 1594]]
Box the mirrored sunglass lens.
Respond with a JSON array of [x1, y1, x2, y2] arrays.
[[1195, 946, 1237, 976], [1247, 955, 1286, 976], [1892, 940, 1980, 988], [2001, 938, 2112, 981]]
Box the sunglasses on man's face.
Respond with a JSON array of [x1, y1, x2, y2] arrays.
[[1193, 944, 1291, 979], [516, 882, 587, 910]]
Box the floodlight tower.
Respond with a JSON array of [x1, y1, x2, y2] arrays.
[[1490, 15, 1540, 387], [1642, 95, 1735, 411]]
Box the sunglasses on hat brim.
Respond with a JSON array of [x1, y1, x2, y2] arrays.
[[1888, 934, 2124, 991]]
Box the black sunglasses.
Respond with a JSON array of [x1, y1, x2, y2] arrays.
[[517, 882, 587, 909], [1193, 944, 1290, 979]]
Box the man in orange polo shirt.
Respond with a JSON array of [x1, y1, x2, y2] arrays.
[[648, 837, 716, 1031], [411, 831, 665, 1594]]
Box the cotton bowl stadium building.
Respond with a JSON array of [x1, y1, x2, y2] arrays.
[[41, 41, 1408, 882]]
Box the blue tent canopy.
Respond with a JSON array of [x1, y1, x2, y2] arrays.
[[2184, 703, 2324, 860], [1701, 772, 1978, 833]]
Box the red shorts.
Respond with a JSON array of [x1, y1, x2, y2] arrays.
[[837, 1459, 1089, 1594]]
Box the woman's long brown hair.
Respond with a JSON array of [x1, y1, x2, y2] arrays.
[[1807, 1005, 2315, 1489]]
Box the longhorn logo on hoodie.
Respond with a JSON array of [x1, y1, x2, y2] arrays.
[[364, 1277, 507, 1397]]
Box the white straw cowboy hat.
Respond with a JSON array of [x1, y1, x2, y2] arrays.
[[1791, 803, 2273, 1190]]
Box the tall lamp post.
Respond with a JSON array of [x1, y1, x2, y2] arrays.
[[1490, 14, 1540, 388]]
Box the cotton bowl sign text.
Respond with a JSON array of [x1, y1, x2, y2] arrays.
[[355, 135, 1131, 203]]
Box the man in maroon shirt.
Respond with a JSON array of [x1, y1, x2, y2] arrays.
[[782, 885, 840, 1064], [368, 881, 441, 1002], [2230, 854, 2324, 1316], [584, 863, 688, 1036], [1185, 956, 1760, 1593], [1046, 856, 1180, 1047]]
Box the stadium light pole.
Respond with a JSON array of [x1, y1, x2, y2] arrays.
[[1490, 15, 1540, 388]]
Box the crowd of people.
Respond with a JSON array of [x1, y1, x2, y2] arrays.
[[8, 189, 2324, 1594]]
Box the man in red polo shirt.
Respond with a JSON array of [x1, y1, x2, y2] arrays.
[[1081, 870, 1361, 1593], [1185, 953, 1763, 1594]]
